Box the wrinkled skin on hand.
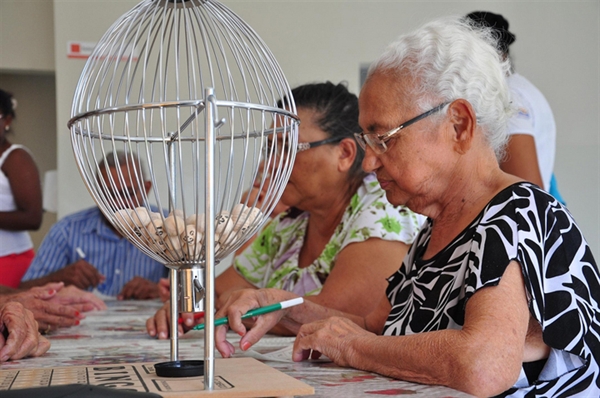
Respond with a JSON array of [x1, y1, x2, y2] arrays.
[[1, 282, 105, 332], [0, 302, 50, 362], [292, 316, 374, 366], [52, 284, 107, 312]]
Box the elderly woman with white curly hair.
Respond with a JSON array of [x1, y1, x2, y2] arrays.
[[212, 16, 600, 397]]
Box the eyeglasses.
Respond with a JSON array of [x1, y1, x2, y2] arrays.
[[267, 136, 343, 155], [354, 102, 449, 154], [297, 136, 343, 152]]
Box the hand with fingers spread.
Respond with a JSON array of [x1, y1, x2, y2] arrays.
[[0, 302, 50, 362]]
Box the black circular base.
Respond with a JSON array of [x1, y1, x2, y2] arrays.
[[155, 360, 205, 377]]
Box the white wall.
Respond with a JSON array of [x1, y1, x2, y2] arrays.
[[52, 0, 599, 257], [0, 0, 54, 72]]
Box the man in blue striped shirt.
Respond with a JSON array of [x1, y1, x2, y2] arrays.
[[20, 151, 167, 299]]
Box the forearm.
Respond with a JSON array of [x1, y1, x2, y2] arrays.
[[347, 329, 517, 397], [0, 210, 43, 231], [349, 331, 457, 385], [282, 295, 366, 334]]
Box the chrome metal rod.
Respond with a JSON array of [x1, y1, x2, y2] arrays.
[[169, 268, 178, 362], [204, 87, 216, 390]]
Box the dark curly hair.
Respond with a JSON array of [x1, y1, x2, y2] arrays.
[[0, 89, 16, 120]]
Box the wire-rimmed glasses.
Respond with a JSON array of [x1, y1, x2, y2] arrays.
[[355, 102, 449, 154], [268, 136, 342, 156]]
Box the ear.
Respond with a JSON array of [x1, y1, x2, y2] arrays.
[[3, 115, 13, 127], [144, 180, 152, 194], [336, 138, 357, 173], [446, 99, 476, 155]]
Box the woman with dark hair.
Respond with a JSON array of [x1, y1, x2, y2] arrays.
[[0, 89, 43, 288], [147, 81, 425, 338]]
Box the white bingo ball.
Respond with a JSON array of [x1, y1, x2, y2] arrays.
[[230, 203, 247, 222], [165, 235, 184, 260], [170, 209, 185, 219], [164, 215, 185, 236], [131, 207, 151, 227], [182, 225, 202, 245], [216, 213, 234, 240], [165, 235, 182, 251], [149, 212, 162, 221], [145, 220, 167, 252], [182, 229, 204, 261], [185, 213, 206, 234], [113, 208, 134, 227], [232, 205, 262, 231]]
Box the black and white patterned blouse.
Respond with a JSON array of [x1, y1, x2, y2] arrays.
[[384, 182, 600, 397]]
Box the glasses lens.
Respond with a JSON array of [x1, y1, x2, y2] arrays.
[[363, 133, 386, 154], [354, 133, 367, 150]]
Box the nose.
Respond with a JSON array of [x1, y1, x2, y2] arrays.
[[361, 145, 381, 173]]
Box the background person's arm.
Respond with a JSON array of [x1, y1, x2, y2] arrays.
[[19, 260, 104, 290], [500, 134, 543, 188], [0, 148, 42, 231]]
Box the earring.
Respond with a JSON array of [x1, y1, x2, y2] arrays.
[[4, 126, 8, 132]]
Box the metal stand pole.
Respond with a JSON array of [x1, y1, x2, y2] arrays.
[[169, 268, 179, 361], [204, 88, 216, 390]]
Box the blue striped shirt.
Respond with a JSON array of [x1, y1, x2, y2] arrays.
[[22, 207, 167, 296]]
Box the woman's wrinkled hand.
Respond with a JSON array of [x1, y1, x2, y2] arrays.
[[0, 302, 50, 362], [292, 316, 374, 367]]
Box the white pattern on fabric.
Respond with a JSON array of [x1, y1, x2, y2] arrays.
[[384, 182, 600, 396]]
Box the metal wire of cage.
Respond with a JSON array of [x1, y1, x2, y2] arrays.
[[67, 0, 299, 389]]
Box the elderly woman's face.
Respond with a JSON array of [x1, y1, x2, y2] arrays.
[[280, 107, 340, 211], [358, 73, 450, 211]]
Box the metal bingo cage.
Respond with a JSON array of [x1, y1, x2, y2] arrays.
[[67, 0, 299, 389]]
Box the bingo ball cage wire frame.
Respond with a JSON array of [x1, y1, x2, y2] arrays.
[[67, 0, 299, 388]]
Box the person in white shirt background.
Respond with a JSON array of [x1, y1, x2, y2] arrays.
[[466, 11, 565, 204]]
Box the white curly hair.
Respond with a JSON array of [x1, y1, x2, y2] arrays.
[[367, 16, 514, 160]]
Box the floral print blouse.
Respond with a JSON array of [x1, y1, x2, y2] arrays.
[[234, 173, 425, 296]]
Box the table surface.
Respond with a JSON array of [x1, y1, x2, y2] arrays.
[[0, 298, 472, 397]]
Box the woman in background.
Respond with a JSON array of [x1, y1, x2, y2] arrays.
[[148, 82, 425, 338], [0, 89, 43, 288]]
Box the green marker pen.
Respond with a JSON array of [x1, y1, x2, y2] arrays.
[[193, 297, 304, 331]]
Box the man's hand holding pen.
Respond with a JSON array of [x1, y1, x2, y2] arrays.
[[50, 260, 105, 290]]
